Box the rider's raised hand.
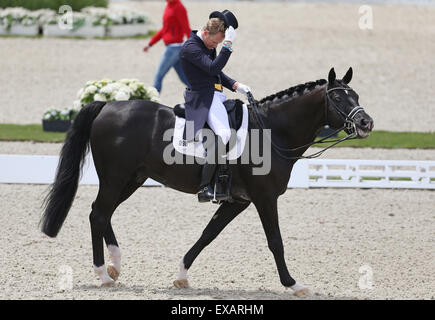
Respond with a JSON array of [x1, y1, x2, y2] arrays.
[[224, 26, 237, 44], [236, 83, 251, 97]]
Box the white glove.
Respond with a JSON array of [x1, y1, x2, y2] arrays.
[[236, 83, 251, 97], [224, 26, 236, 44]]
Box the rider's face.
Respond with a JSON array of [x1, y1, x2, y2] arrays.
[[202, 30, 225, 50]]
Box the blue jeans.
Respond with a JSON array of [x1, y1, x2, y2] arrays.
[[153, 44, 189, 93]]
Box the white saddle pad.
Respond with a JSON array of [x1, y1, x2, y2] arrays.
[[173, 104, 249, 160]]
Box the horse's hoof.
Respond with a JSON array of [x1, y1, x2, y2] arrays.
[[107, 265, 120, 281], [173, 279, 190, 289], [293, 288, 310, 297]]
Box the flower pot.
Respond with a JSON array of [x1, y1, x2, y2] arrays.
[[107, 24, 149, 37], [42, 119, 71, 132], [43, 24, 105, 38], [10, 24, 39, 36], [0, 25, 8, 35], [73, 25, 105, 38], [43, 24, 67, 37]]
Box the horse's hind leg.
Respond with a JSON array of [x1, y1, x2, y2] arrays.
[[103, 176, 148, 282], [174, 201, 250, 288], [90, 185, 121, 286]]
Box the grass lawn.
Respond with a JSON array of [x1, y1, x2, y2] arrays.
[[333, 130, 435, 149], [0, 124, 434, 149], [0, 124, 66, 143]]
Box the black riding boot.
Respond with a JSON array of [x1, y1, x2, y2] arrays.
[[214, 163, 231, 202], [197, 136, 228, 203], [197, 161, 217, 203]]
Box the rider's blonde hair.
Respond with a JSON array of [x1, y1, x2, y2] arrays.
[[203, 18, 226, 35]]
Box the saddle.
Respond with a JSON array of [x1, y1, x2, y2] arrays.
[[173, 99, 245, 204], [173, 98, 245, 132]]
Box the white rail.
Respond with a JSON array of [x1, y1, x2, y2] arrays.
[[306, 159, 435, 189], [0, 155, 434, 190]]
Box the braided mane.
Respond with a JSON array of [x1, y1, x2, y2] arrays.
[[259, 79, 327, 107]]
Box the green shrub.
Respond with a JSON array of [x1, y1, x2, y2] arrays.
[[0, 0, 108, 11]]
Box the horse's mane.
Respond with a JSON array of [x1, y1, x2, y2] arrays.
[[259, 79, 327, 107]]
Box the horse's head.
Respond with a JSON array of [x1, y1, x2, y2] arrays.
[[325, 67, 374, 138]]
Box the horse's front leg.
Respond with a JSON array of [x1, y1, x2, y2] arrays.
[[174, 201, 251, 288], [254, 197, 310, 297]]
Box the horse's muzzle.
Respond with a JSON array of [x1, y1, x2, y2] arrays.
[[354, 111, 374, 138]]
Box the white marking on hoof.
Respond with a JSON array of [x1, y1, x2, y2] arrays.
[[107, 245, 121, 280], [177, 260, 188, 280], [291, 283, 311, 297], [174, 260, 189, 288], [94, 265, 115, 287]]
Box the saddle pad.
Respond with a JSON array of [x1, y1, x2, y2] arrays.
[[174, 98, 244, 131], [173, 104, 249, 160]]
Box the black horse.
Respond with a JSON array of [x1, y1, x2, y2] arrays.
[[40, 67, 373, 296]]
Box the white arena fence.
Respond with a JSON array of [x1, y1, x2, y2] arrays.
[[0, 154, 434, 190]]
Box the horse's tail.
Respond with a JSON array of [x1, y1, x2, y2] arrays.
[[40, 101, 106, 237]]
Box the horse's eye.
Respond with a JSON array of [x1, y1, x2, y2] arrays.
[[334, 94, 341, 102]]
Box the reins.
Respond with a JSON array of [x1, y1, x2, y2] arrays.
[[246, 85, 363, 161]]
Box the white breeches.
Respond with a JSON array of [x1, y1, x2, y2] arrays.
[[207, 91, 231, 145]]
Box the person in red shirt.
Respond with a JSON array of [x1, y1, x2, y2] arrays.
[[143, 0, 191, 93]]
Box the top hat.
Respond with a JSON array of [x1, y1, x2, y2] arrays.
[[209, 9, 238, 30]]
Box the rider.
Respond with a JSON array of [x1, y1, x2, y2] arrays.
[[179, 10, 251, 203]]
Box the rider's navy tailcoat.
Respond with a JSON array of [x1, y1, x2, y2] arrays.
[[179, 30, 236, 140]]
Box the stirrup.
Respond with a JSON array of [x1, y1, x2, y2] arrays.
[[198, 185, 214, 203], [212, 180, 230, 203]]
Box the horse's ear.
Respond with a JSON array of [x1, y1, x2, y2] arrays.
[[342, 67, 353, 84], [328, 68, 336, 84]]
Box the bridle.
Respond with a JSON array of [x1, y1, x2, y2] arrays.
[[246, 84, 366, 161], [325, 86, 365, 136]]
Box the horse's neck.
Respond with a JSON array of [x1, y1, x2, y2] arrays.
[[265, 87, 326, 157]]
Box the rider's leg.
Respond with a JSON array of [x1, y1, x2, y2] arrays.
[[197, 135, 219, 202], [206, 91, 231, 145], [198, 92, 231, 202]]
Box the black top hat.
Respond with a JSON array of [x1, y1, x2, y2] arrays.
[[209, 9, 238, 30]]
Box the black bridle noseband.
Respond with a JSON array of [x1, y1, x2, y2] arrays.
[[246, 84, 366, 161]]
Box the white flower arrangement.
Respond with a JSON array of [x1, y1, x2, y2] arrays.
[[0, 7, 40, 29], [80, 7, 110, 27], [75, 78, 160, 108], [82, 7, 150, 26], [31, 9, 57, 26], [1, 6, 150, 33], [43, 79, 159, 123], [45, 11, 90, 31], [43, 107, 79, 121]]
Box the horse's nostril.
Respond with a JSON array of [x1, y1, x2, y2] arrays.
[[358, 118, 374, 131]]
